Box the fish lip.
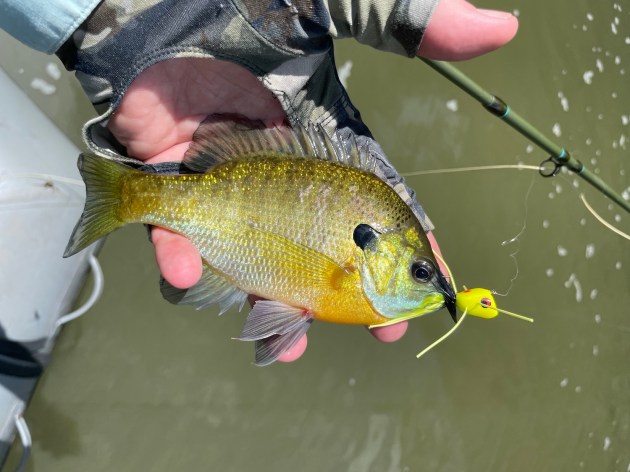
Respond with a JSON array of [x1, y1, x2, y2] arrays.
[[433, 270, 457, 323]]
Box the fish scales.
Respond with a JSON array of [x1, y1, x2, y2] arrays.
[[119, 154, 416, 324]]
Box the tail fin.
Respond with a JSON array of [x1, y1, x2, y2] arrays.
[[64, 154, 134, 257]]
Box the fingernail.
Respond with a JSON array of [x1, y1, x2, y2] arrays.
[[479, 8, 515, 20]]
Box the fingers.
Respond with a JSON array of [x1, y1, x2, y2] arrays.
[[277, 321, 408, 364], [277, 323, 406, 364], [418, 0, 518, 61], [277, 335, 308, 363], [369, 321, 409, 342], [151, 227, 203, 288]]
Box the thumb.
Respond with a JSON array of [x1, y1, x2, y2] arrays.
[[418, 0, 519, 61]]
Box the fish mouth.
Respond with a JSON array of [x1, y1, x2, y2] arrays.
[[433, 270, 457, 323]]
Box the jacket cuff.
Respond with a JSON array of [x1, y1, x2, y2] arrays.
[[0, 0, 102, 54]]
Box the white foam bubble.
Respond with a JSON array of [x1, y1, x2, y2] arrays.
[[585, 244, 595, 258], [583, 71, 594, 84], [560, 377, 569, 388], [593, 345, 599, 356], [557, 246, 568, 256], [590, 289, 598, 300], [615, 261, 622, 270], [594, 313, 602, 324], [552, 123, 562, 137], [596, 59, 604, 73], [45, 62, 61, 80], [446, 99, 459, 112], [557, 91, 570, 111], [546, 268, 554, 277], [564, 273, 582, 302], [29, 78, 56, 95], [542, 220, 550, 229], [604, 436, 611, 451]]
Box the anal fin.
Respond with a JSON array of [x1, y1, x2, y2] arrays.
[[236, 300, 313, 366]]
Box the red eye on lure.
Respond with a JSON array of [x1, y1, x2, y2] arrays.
[[455, 288, 534, 321]]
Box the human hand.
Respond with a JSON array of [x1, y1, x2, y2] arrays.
[[107, 0, 518, 362]]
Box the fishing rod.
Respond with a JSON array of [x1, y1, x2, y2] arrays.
[[421, 58, 630, 214]]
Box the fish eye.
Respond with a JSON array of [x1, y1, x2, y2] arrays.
[[411, 260, 434, 283]]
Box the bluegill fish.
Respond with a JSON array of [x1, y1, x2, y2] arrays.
[[64, 116, 456, 365]]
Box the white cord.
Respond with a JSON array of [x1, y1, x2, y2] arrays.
[[13, 415, 31, 472], [55, 254, 104, 327]]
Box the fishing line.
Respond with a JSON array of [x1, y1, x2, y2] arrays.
[[500, 176, 536, 247], [580, 193, 630, 241], [401, 164, 628, 242], [402, 163, 540, 176], [494, 176, 537, 297]]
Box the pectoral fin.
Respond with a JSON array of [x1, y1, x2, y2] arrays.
[[160, 264, 247, 315], [235, 300, 313, 366]]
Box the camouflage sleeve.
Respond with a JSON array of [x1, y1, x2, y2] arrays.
[[56, 0, 436, 231], [232, 0, 437, 58], [325, 0, 438, 57]]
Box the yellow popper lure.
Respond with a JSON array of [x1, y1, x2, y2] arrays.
[[415, 287, 534, 359], [64, 115, 457, 365]]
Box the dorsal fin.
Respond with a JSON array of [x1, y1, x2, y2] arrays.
[[182, 114, 378, 174]]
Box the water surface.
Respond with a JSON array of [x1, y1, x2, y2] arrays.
[[2, 1, 628, 471]]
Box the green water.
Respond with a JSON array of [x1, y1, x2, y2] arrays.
[[2, 1, 629, 471]]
